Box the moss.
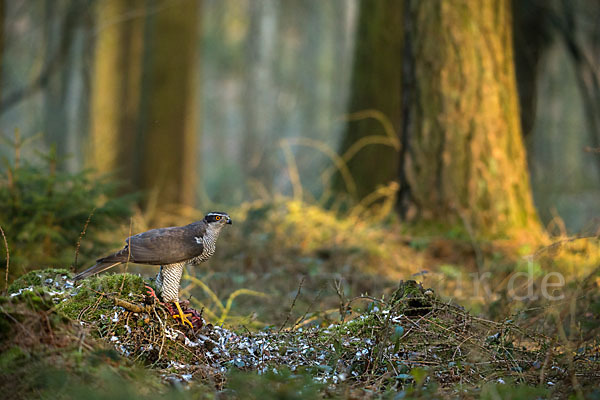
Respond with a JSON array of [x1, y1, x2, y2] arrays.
[[57, 273, 147, 321], [391, 280, 433, 316], [339, 314, 379, 336], [16, 289, 56, 311], [0, 314, 10, 339], [0, 346, 29, 371], [48, 272, 199, 366], [82, 272, 147, 294], [7, 268, 72, 293]]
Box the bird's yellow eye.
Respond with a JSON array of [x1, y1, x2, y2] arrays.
[[215, 216, 221, 221]]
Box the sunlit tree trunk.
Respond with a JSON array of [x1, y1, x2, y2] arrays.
[[337, 0, 403, 201], [138, 0, 200, 208], [89, 0, 144, 184], [0, 0, 4, 101], [402, 0, 540, 236], [90, 0, 199, 209]]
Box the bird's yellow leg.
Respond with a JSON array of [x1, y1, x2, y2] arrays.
[[174, 301, 194, 329]]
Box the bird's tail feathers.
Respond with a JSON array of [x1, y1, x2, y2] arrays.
[[73, 261, 122, 281]]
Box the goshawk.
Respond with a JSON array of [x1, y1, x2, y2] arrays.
[[73, 211, 232, 327]]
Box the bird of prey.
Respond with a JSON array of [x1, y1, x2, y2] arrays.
[[73, 211, 232, 328]]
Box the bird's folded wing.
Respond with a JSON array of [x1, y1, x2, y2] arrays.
[[125, 226, 204, 265]]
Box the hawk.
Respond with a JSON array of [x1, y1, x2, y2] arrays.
[[73, 211, 232, 328]]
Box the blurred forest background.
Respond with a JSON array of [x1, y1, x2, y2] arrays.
[[1, 0, 600, 398], [1, 0, 600, 319], [1, 0, 598, 228]]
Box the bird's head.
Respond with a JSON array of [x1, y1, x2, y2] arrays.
[[204, 211, 232, 227]]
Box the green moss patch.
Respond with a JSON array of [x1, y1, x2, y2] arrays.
[[57, 273, 147, 321], [7, 268, 72, 293]]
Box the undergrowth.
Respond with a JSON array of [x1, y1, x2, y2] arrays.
[[3, 270, 599, 399], [0, 131, 134, 280], [1, 129, 599, 398]]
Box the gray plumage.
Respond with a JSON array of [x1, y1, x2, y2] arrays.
[[74, 212, 232, 303]]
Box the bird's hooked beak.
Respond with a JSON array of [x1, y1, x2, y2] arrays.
[[226, 217, 232, 225]]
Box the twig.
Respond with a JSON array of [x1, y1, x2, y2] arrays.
[[154, 307, 167, 363], [73, 207, 96, 271], [333, 278, 348, 323], [293, 286, 324, 330], [553, 311, 584, 399], [529, 234, 599, 260], [0, 305, 36, 341], [280, 141, 303, 201], [347, 295, 387, 306], [584, 146, 600, 153], [241, 324, 253, 338], [114, 297, 153, 313], [456, 206, 484, 273], [539, 344, 554, 386], [119, 217, 133, 295], [278, 276, 305, 333], [0, 226, 9, 293]]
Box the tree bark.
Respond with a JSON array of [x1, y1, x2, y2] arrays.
[[242, 0, 279, 195], [0, 0, 4, 101], [138, 0, 199, 208], [89, 0, 144, 183], [512, 0, 554, 138], [403, 0, 540, 236], [90, 0, 199, 209], [337, 0, 403, 202], [43, 0, 81, 165]]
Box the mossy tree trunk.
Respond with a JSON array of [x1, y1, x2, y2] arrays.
[[90, 0, 200, 209], [0, 0, 4, 101], [336, 0, 403, 201], [90, 0, 145, 187], [137, 0, 200, 208], [401, 0, 540, 236]]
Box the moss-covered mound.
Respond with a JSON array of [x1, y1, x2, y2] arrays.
[[3, 270, 599, 399], [0, 284, 211, 400], [7, 268, 73, 294], [56, 272, 147, 320]]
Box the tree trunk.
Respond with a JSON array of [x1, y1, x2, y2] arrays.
[[0, 0, 4, 101], [336, 0, 403, 201], [89, 0, 144, 184], [242, 0, 279, 196], [138, 0, 199, 208], [90, 0, 199, 209], [43, 0, 80, 166], [402, 0, 540, 236], [512, 0, 554, 138]]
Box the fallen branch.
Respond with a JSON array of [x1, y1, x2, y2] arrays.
[[114, 297, 154, 314]]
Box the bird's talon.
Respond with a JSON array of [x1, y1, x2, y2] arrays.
[[181, 316, 194, 329], [174, 301, 195, 329], [173, 313, 193, 319]]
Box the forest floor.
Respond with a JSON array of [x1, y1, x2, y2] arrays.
[[1, 199, 600, 399]]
